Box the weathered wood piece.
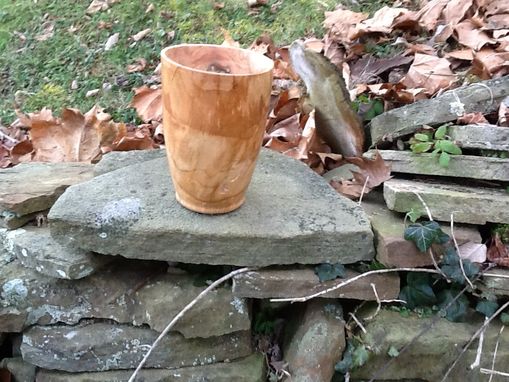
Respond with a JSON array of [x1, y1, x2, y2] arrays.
[[370, 76, 509, 144], [449, 124, 509, 151], [365, 150, 509, 181], [384, 178, 509, 224]]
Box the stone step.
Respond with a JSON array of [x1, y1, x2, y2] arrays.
[[21, 321, 252, 372], [232, 266, 400, 300], [449, 124, 509, 151], [35, 354, 265, 382], [0, 259, 250, 337], [366, 150, 509, 181], [384, 178, 509, 224], [370, 76, 509, 144], [48, 149, 374, 266]]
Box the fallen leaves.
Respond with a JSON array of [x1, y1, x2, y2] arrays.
[[487, 234, 509, 267], [402, 54, 456, 95], [127, 58, 147, 73], [130, 86, 162, 123], [86, 0, 118, 14], [131, 28, 151, 42], [104, 33, 119, 51]]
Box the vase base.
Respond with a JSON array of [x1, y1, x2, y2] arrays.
[[174, 190, 245, 215]]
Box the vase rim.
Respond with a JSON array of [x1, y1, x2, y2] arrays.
[[161, 43, 274, 77]]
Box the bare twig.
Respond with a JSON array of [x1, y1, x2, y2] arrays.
[[357, 175, 370, 206], [470, 316, 487, 370], [429, 247, 449, 281], [364, 283, 382, 321], [270, 268, 442, 303], [440, 300, 509, 382], [128, 267, 250, 382], [487, 325, 505, 382], [349, 312, 367, 334], [481, 368, 509, 377], [413, 191, 433, 221], [451, 212, 475, 290]]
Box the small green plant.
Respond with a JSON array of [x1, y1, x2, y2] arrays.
[[409, 124, 462, 167], [353, 94, 384, 121], [335, 340, 370, 376]]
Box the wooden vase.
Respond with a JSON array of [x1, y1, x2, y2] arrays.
[[161, 44, 274, 214]]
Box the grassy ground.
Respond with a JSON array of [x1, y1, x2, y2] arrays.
[[0, 0, 342, 125]]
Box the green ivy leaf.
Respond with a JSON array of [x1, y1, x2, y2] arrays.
[[387, 345, 400, 358], [438, 288, 469, 322], [314, 263, 346, 282], [476, 300, 499, 317], [399, 273, 437, 309], [404, 221, 448, 252], [431, 147, 441, 156], [439, 151, 450, 167], [372, 99, 384, 115], [440, 248, 480, 285], [434, 124, 448, 140], [411, 142, 433, 153], [414, 133, 431, 142], [440, 140, 462, 155], [352, 345, 369, 368], [405, 209, 423, 223]]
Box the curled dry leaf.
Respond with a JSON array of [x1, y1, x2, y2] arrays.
[[130, 86, 163, 123], [10, 140, 34, 165], [131, 28, 151, 42], [324, 9, 368, 43], [456, 112, 489, 124], [445, 49, 474, 61], [416, 0, 448, 31], [86, 0, 118, 14], [401, 53, 456, 95], [443, 0, 473, 25], [249, 34, 277, 59], [487, 234, 509, 267], [455, 20, 496, 50], [355, 7, 411, 37], [471, 48, 509, 78], [127, 58, 147, 73]]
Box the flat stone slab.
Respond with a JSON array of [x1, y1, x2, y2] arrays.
[[36, 354, 265, 382], [480, 268, 509, 297], [284, 300, 345, 382], [366, 150, 509, 181], [0, 259, 250, 337], [0, 357, 36, 382], [94, 149, 165, 176], [362, 193, 481, 268], [0, 211, 42, 230], [21, 321, 252, 372], [7, 226, 110, 279], [384, 178, 509, 224], [449, 124, 509, 151], [370, 76, 509, 144], [48, 149, 375, 266], [232, 267, 399, 300], [0, 162, 93, 217], [352, 309, 509, 381]]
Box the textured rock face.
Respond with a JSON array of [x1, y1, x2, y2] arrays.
[[233, 267, 400, 300], [35, 354, 265, 382], [7, 226, 111, 279], [49, 149, 375, 266], [0, 259, 250, 337], [94, 149, 165, 176], [284, 300, 346, 382], [352, 310, 509, 382], [21, 321, 252, 372]]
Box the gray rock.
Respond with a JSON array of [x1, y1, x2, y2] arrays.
[[36, 354, 265, 382], [21, 321, 252, 372], [362, 193, 481, 267], [352, 309, 509, 382], [480, 268, 509, 297], [94, 149, 166, 176], [8, 226, 111, 279], [370, 76, 509, 144], [384, 178, 509, 224], [0, 162, 93, 217], [284, 300, 345, 382], [365, 150, 509, 181], [0, 259, 250, 337], [0, 357, 36, 382], [449, 124, 509, 151], [233, 267, 399, 300], [49, 149, 375, 266], [0, 211, 42, 230]]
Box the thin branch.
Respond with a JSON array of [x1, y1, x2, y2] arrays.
[[128, 267, 250, 382], [357, 175, 369, 206], [470, 316, 487, 370], [488, 325, 504, 382], [481, 368, 509, 377], [349, 312, 367, 334], [429, 247, 449, 281], [413, 191, 433, 221], [270, 268, 442, 303], [451, 213, 475, 290], [364, 283, 382, 321], [440, 300, 509, 382]]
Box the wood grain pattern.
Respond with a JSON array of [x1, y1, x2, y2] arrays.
[[161, 44, 273, 214]]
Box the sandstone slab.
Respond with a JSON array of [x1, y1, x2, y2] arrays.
[[352, 309, 509, 382], [480, 268, 509, 296], [370, 76, 509, 144], [0, 357, 36, 382], [0, 162, 93, 220], [384, 178, 509, 224], [366, 150, 509, 181], [49, 149, 375, 266], [21, 321, 252, 372], [362, 193, 481, 267], [36, 354, 264, 382], [0, 259, 250, 337], [233, 267, 399, 300], [284, 300, 345, 382], [94, 149, 165, 176], [449, 124, 509, 151], [8, 226, 110, 279]]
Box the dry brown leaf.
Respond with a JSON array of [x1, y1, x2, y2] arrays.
[[457, 112, 489, 124], [443, 0, 473, 25], [131, 28, 151, 42], [127, 58, 147, 73], [417, 0, 448, 31], [247, 0, 268, 6], [485, 0, 509, 16], [131, 86, 162, 123], [355, 7, 410, 36], [0, 146, 11, 168], [86, 0, 118, 14], [445, 49, 474, 60], [35, 22, 54, 42], [471, 48, 509, 78], [486, 14, 509, 30], [273, 59, 299, 80], [324, 9, 368, 43], [104, 33, 119, 51], [111, 132, 156, 151], [350, 55, 413, 84], [401, 53, 456, 95], [303, 38, 324, 52], [455, 20, 496, 50], [10, 140, 34, 164], [487, 234, 509, 267], [268, 114, 301, 144], [249, 34, 277, 59], [323, 33, 345, 67]]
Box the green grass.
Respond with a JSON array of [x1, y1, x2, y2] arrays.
[[0, 0, 339, 124]]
